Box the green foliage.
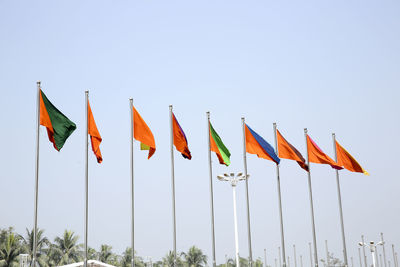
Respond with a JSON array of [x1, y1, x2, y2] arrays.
[[163, 251, 184, 267], [181, 246, 207, 267], [0, 228, 23, 267]]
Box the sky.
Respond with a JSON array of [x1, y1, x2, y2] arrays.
[[1, 0, 400, 265]]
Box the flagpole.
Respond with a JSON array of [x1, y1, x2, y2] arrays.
[[242, 117, 253, 267], [304, 128, 319, 267], [170, 105, 177, 267], [32, 81, 41, 267], [381, 233, 388, 267], [207, 112, 217, 267], [332, 133, 348, 267], [130, 99, 135, 267], [273, 123, 287, 267], [84, 91, 89, 267]]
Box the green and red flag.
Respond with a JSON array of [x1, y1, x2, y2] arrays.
[[209, 122, 231, 166], [39, 90, 76, 151]]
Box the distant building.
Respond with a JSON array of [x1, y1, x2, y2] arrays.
[[58, 260, 116, 267]]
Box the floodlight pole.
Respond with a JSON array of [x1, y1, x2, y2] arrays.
[[218, 173, 248, 267]]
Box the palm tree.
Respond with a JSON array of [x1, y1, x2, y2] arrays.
[[163, 251, 184, 267], [98, 245, 113, 263], [19, 228, 50, 267], [121, 247, 144, 267], [0, 231, 22, 267], [52, 230, 82, 265], [181, 246, 207, 267]]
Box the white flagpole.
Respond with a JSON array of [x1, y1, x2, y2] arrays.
[[241, 117, 253, 267], [304, 129, 319, 267], [84, 91, 89, 267], [32, 81, 41, 267], [332, 133, 348, 267], [169, 105, 177, 267], [273, 123, 287, 267], [207, 112, 217, 267], [130, 99, 135, 267]]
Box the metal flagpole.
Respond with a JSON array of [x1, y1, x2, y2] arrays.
[[241, 117, 253, 267], [32, 81, 41, 267], [362, 236, 367, 267], [288, 257, 290, 267], [381, 233, 387, 267], [304, 128, 319, 267], [381, 254, 384, 267], [332, 134, 348, 267], [265, 249, 268, 267], [300, 255, 303, 267], [84, 91, 89, 267], [351, 257, 354, 267], [170, 105, 177, 267], [392, 245, 397, 267], [293, 245, 297, 267], [130, 99, 135, 267], [275, 258, 278, 267], [325, 240, 329, 267], [279, 247, 282, 267], [273, 123, 287, 267], [359, 248, 362, 267], [207, 112, 217, 267], [309, 243, 313, 267]]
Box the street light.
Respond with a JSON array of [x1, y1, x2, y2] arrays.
[[359, 241, 384, 267], [217, 172, 249, 267]]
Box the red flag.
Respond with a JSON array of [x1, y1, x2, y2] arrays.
[[307, 135, 342, 170]]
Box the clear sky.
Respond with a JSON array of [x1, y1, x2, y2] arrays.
[[1, 0, 399, 265]]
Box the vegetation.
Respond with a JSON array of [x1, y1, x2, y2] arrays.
[[0, 227, 218, 267]]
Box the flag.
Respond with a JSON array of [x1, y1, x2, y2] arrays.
[[88, 100, 102, 163], [277, 129, 308, 171], [245, 124, 280, 164], [132, 104, 156, 159], [335, 140, 369, 175], [306, 134, 342, 170], [209, 122, 230, 166], [172, 112, 191, 159], [39, 90, 76, 151]]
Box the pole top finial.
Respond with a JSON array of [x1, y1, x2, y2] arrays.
[[169, 104, 173, 109], [85, 90, 89, 94], [304, 128, 308, 133]]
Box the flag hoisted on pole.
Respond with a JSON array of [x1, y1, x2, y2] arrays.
[[243, 121, 280, 267], [130, 100, 156, 267], [207, 113, 231, 267], [84, 91, 103, 267], [304, 128, 319, 267], [169, 106, 192, 267], [332, 133, 369, 267], [332, 133, 348, 267], [241, 118, 253, 267], [32, 82, 76, 267]]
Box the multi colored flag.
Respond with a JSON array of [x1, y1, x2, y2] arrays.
[[335, 140, 369, 175], [277, 129, 308, 171], [132, 104, 156, 159], [306, 134, 342, 170], [245, 124, 280, 164], [87, 100, 102, 163], [172, 113, 191, 159], [209, 122, 230, 166], [39, 90, 76, 151]]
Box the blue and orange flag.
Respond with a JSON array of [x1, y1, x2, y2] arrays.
[[172, 112, 192, 159], [245, 124, 280, 164], [335, 140, 369, 175], [277, 129, 307, 171]]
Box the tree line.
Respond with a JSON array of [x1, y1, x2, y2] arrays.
[[0, 227, 264, 267]]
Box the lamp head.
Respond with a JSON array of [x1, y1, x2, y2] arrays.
[[358, 242, 364, 247]]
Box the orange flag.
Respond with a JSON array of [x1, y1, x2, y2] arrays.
[[277, 130, 308, 171], [88, 100, 102, 163], [132, 104, 156, 159], [306, 134, 342, 170], [335, 140, 369, 175]]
